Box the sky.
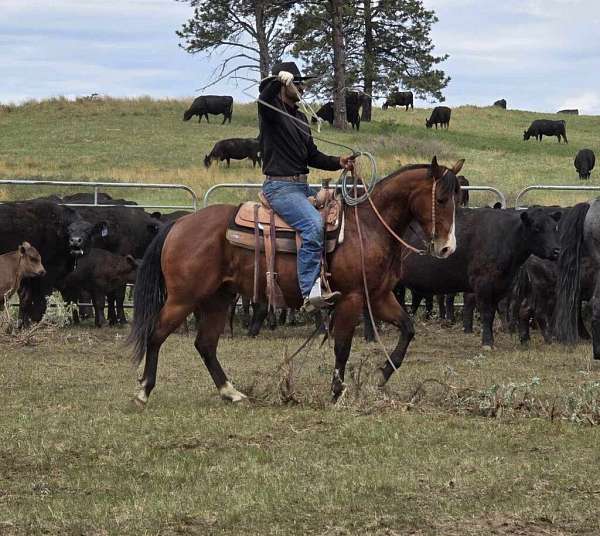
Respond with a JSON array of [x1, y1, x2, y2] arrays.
[[1, 0, 599, 114]]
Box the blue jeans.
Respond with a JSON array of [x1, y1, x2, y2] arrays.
[[262, 180, 322, 297]]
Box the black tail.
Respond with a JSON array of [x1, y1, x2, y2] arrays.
[[509, 263, 531, 332], [553, 202, 590, 343], [128, 222, 175, 365]]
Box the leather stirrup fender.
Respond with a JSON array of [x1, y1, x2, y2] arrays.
[[253, 203, 260, 303], [263, 210, 286, 309]]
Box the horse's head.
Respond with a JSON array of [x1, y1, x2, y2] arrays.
[[410, 156, 463, 258]]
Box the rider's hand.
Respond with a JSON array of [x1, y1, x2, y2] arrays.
[[277, 71, 295, 86], [340, 154, 355, 171]]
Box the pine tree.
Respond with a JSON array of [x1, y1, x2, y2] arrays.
[[288, 1, 352, 129], [290, 0, 449, 121], [176, 0, 294, 83]]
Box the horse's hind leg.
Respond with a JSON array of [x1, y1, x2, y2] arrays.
[[137, 299, 192, 405], [372, 292, 415, 385], [195, 293, 246, 402], [331, 293, 362, 400]]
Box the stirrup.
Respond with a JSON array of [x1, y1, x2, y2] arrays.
[[302, 292, 341, 313]]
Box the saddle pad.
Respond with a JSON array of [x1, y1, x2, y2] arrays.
[[235, 200, 341, 232]]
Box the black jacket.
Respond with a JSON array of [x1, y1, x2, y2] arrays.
[[258, 79, 341, 177]]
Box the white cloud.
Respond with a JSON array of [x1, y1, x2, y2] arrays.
[[1, 1, 599, 113]]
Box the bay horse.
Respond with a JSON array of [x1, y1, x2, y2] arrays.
[[129, 156, 464, 406]]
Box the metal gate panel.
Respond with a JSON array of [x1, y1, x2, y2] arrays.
[[515, 184, 600, 209], [0, 179, 199, 211], [203, 182, 507, 208]]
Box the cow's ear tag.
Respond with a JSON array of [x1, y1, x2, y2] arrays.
[[101, 226, 108, 237]]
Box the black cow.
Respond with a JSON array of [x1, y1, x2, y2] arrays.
[[574, 149, 595, 180], [426, 106, 451, 129], [183, 95, 233, 124], [398, 207, 561, 348], [62, 192, 138, 206], [494, 99, 507, 109], [311, 93, 362, 130], [558, 109, 579, 115], [65, 205, 162, 324], [60, 249, 139, 327], [523, 119, 568, 143], [513, 245, 596, 345], [150, 210, 192, 224], [204, 138, 261, 168], [382, 91, 414, 111], [0, 201, 104, 324], [345, 91, 363, 130]]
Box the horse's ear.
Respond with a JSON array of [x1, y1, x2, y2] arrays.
[[431, 155, 440, 177], [452, 159, 465, 175]]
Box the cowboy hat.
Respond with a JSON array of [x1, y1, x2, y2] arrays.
[[259, 61, 318, 91]]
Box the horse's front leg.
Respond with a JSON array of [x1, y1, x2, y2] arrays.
[[371, 291, 415, 386], [331, 293, 363, 401]]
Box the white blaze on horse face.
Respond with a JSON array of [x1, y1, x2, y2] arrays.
[[434, 198, 456, 258]]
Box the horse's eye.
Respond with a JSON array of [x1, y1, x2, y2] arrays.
[[437, 197, 447, 205]]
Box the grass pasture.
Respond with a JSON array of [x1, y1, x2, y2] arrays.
[[2, 319, 600, 535], [1, 97, 599, 206], [1, 98, 600, 534]]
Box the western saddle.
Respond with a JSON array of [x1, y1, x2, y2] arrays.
[[226, 185, 343, 309]]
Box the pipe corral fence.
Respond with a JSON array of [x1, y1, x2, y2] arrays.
[[0, 179, 199, 211], [515, 184, 600, 209], [203, 183, 507, 208]]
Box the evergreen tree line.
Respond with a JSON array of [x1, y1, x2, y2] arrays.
[[176, 0, 449, 127]]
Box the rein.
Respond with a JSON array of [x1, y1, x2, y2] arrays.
[[352, 167, 447, 373], [354, 202, 398, 371]]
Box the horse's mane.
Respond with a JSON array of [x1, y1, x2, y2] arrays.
[[379, 163, 459, 195]]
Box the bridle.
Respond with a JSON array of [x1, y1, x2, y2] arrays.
[[355, 168, 448, 256]]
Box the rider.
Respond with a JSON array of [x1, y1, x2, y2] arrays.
[[258, 61, 354, 311]]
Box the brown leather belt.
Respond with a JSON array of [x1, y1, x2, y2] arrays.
[[265, 174, 308, 183]]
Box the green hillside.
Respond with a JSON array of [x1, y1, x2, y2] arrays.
[[0, 97, 598, 207]]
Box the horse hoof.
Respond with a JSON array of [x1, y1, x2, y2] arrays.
[[219, 381, 247, 403], [129, 397, 147, 411], [373, 368, 388, 388], [332, 384, 347, 404], [482, 345, 493, 351]]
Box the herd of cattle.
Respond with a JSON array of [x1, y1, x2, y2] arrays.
[[0, 193, 175, 328], [1, 186, 594, 356], [190, 93, 596, 180]]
